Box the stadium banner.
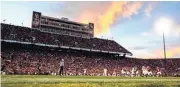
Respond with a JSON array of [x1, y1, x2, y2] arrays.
[[31, 11, 41, 28]]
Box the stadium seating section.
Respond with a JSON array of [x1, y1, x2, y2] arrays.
[[1, 23, 180, 76], [1, 23, 131, 54], [1, 44, 180, 76]]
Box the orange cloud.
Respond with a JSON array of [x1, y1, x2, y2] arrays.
[[153, 46, 180, 58], [76, 1, 143, 36], [122, 2, 143, 19], [97, 2, 127, 36]]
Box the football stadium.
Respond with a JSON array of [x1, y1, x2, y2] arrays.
[[1, 2, 180, 87]]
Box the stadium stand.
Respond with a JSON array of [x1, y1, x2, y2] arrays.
[[1, 23, 180, 77], [1, 23, 131, 54]]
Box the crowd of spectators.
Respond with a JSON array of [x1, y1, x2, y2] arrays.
[[1, 23, 131, 54], [1, 23, 180, 77], [1, 48, 180, 76]]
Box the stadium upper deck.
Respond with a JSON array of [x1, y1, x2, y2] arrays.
[[1, 23, 132, 56]]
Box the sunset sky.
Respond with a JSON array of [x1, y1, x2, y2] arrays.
[[1, 1, 180, 58]]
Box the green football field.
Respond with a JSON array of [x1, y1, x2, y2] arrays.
[[1, 75, 180, 87]]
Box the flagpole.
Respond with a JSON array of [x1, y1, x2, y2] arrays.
[[163, 32, 167, 76]]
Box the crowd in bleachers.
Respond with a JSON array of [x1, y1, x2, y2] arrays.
[[1, 48, 180, 76], [1, 23, 180, 77], [1, 23, 131, 54]]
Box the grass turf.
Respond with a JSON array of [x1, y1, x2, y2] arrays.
[[1, 75, 180, 87]]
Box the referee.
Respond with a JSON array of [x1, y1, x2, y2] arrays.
[[59, 59, 64, 76]]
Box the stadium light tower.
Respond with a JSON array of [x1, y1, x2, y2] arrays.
[[155, 17, 172, 76], [163, 32, 166, 60], [163, 32, 167, 76]]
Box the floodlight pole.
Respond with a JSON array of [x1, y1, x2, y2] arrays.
[[163, 32, 167, 76]]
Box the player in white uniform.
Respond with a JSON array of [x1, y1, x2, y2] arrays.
[[83, 68, 87, 76], [142, 66, 148, 76], [121, 68, 126, 76], [103, 68, 107, 76], [131, 67, 136, 77], [112, 69, 116, 76]]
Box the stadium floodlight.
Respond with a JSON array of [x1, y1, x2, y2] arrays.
[[154, 17, 173, 36]]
